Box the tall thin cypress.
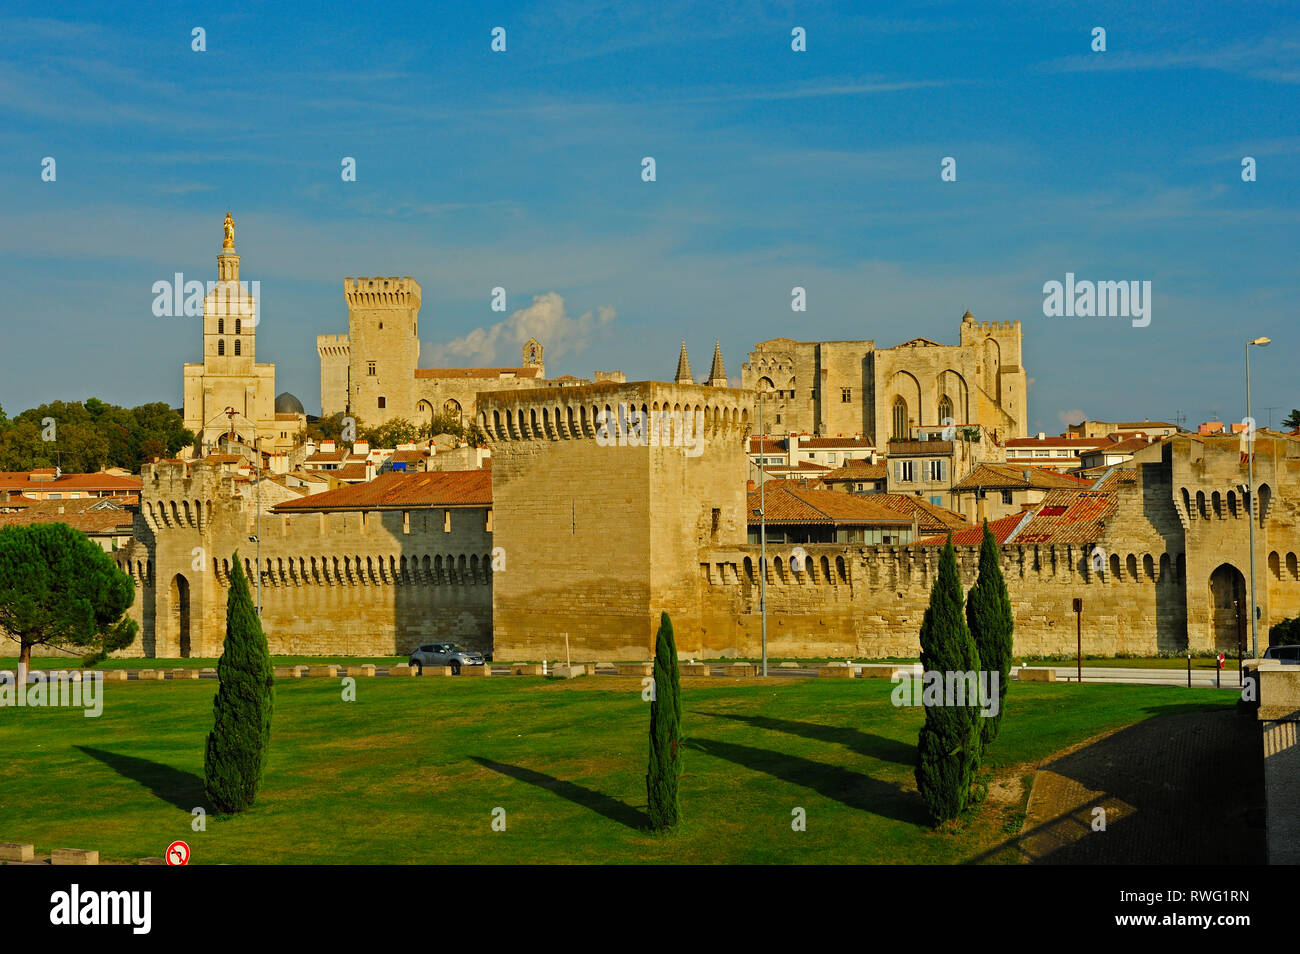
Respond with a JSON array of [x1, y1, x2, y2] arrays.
[[915, 538, 982, 824], [646, 612, 682, 830], [203, 553, 275, 814], [966, 521, 1014, 756]]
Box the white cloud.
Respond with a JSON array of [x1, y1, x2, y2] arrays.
[[1057, 408, 1086, 427], [421, 292, 615, 368]]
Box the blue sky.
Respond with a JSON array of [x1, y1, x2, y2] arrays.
[[1, 1, 1297, 433]]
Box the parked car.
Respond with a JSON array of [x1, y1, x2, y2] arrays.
[[408, 643, 486, 675], [1263, 644, 1300, 664]]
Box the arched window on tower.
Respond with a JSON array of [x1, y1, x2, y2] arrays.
[[217, 318, 224, 334], [938, 394, 953, 426], [217, 339, 225, 356], [892, 397, 908, 441], [235, 318, 241, 334], [234, 339, 241, 356]]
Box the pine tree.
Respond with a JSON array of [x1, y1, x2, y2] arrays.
[[915, 538, 982, 824], [646, 611, 682, 830], [203, 554, 274, 814], [966, 520, 1014, 756]]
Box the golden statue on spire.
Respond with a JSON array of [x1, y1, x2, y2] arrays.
[[223, 211, 235, 249]]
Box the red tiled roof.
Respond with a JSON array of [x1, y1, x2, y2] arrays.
[[748, 483, 912, 527], [915, 512, 1027, 547], [414, 367, 540, 379], [0, 471, 143, 493], [872, 494, 969, 534], [748, 437, 786, 454], [272, 470, 492, 512], [1011, 489, 1115, 544], [953, 463, 1089, 492]]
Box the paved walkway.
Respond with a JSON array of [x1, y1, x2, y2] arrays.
[[1018, 708, 1266, 864]]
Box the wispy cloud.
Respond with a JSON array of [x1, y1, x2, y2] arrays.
[[421, 292, 616, 367]]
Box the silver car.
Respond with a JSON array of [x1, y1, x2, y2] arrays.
[[408, 642, 485, 675]]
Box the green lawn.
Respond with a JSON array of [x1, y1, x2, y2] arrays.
[[0, 677, 1231, 864]]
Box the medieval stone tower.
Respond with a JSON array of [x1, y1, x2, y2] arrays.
[[182, 212, 280, 452], [328, 277, 422, 426], [480, 380, 752, 660], [958, 311, 1028, 440]]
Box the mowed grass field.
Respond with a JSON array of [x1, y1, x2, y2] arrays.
[[0, 676, 1231, 864]]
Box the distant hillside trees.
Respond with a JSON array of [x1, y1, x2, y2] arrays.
[[0, 399, 194, 473]]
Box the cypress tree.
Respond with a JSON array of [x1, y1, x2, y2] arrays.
[[966, 520, 1014, 756], [204, 554, 274, 814], [914, 538, 982, 824], [646, 611, 682, 830]]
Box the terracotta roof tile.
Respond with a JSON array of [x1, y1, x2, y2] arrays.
[[748, 483, 912, 527], [953, 463, 1089, 492], [872, 494, 969, 534], [914, 512, 1027, 546], [272, 470, 491, 512]]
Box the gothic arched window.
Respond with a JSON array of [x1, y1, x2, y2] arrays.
[[938, 394, 953, 426], [892, 397, 908, 441]]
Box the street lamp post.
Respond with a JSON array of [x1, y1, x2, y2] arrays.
[[1246, 336, 1270, 658]]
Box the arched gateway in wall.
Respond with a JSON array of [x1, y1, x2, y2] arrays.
[[1207, 563, 1246, 653]]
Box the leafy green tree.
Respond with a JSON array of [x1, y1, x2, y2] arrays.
[[646, 611, 683, 830], [307, 412, 361, 444], [966, 521, 1014, 757], [363, 417, 420, 448], [915, 538, 982, 824], [204, 555, 275, 814], [0, 523, 138, 675], [1283, 409, 1300, 431]]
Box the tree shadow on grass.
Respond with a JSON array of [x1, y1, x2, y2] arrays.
[[686, 737, 927, 826], [76, 746, 204, 812], [698, 710, 915, 766], [469, 756, 647, 830]]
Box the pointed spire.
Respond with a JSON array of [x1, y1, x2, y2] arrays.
[[674, 340, 693, 384], [707, 340, 727, 387], [962, 308, 974, 322]]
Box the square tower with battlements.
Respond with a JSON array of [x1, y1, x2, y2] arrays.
[[480, 381, 751, 660], [341, 277, 421, 427]]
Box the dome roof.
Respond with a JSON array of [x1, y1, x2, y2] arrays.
[[275, 392, 305, 415]]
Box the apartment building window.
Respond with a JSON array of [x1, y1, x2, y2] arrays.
[[1034, 450, 1050, 457], [898, 460, 915, 482], [827, 453, 837, 465], [841, 388, 852, 403], [1001, 490, 1014, 505], [928, 459, 945, 481], [368, 361, 376, 376]]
